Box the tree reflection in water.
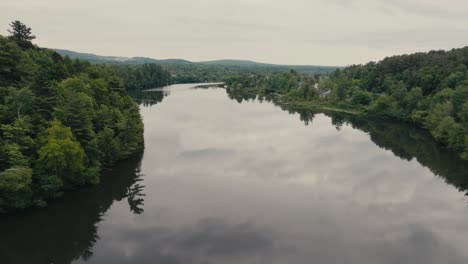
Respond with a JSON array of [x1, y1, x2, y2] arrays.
[[225, 88, 468, 197], [0, 154, 145, 264], [128, 89, 169, 107], [127, 166, 146, 215]]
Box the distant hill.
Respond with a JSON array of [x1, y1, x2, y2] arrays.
[[53, 49, 338, 74], [200, 59, 310, 68], [200, 59, 274, 67], [53, 49, 133, 63]]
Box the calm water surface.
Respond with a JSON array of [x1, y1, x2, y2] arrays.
[[1, 84, 468, 264]]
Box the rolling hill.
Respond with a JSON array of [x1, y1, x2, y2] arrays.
[[53, 49, 338, 74]]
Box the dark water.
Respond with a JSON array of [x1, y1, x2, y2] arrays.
[[1, 84, 468, 264]]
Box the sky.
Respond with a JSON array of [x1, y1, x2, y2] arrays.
[[1, 0, 468, 66]]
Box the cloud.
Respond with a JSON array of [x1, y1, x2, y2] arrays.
[[90, 218, 275, 264], [178, 148, 235, 159], [1, 0, 468, 64]]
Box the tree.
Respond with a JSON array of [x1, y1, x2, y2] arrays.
[[96, 127, 120, 166], [334, 77, 351, 100], [54, 90, 95, 144], [302, 81, 310, 98], [4, 87, 34, 119], [425, 102, 452, 131], [36, 120, 86, 197], [406, 87, 423, 111], [1, 116, 34, 156], [390, 81, 407, 105], [459, 101, 468, 124], [367, 96, 398, 117], [351, 90, 372, 106], [0, 36, 23, 85], [452, 84, 468, 117], [7, 20, 36, 49], [0, 166, 33, 212], [0, 143, 29, 169]]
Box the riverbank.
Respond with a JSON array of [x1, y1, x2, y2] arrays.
[[4, 82, 468, 264], [224, 87, 468, 160], [276, 95, 361, 115]]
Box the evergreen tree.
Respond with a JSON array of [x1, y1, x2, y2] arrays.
[[7, 20, 36, 49]]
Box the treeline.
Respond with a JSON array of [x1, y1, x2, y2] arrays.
[[111, 63, 173, 90], [225, 88, 468, 195], [225, 70, 319, 95], [0, 21, 149, 212], [173, 64, 328, 84], [53, 49, 337, 84], [224, 48, 468, 159], [321, 47, 468, 159]]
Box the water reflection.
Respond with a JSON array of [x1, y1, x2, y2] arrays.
[[225, 88, 468, 197], [82, 218, 275, 264], [127, 89, 169, 107], [2, 84, 468, 264], [127, 166, 146, 215], [0, 155, 145, 264]]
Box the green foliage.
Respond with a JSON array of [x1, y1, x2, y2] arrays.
[[459, 101, 468, 124], [1, 117, 34, 157], [225, 71, 315, 96], [452, 84, 468, 117], [406, 87, 424, 111], [335, 83, 347, 100], [351, 90, 373, 106], [0, 143, 29, 168], [97, 128, 121, 166], [367, 96, 398, 117], [223, 46, 468, 159], [0, 21, 146, 212], [0, 166, 33, 212], [4, 87, 34, 119], [112, 63, 173, 90], [324, 47, 468, 158], [36, 120, 86, 196], [7, 21, 36, 49], [0, 36, 24, 86], [55, 81, 95, 144]]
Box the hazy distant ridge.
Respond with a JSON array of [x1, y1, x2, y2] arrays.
[[53, 49, 338, 72]]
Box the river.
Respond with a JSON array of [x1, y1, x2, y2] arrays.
[[1, 83, 468, 264]]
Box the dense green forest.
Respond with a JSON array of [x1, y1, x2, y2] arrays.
[[224, 70, 319, 94], [322, 48, 468, 159], [224, 48, 468, 159], [0, 21, 167, 213], [110, 63, 173, 90]]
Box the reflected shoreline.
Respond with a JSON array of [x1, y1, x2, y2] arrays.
[[1, 84, 467, 264], [224, 87, 468, 196], [0, 154, 146, 264]]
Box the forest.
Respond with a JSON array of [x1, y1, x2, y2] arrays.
[[323, 48, 468, 159], [224, 48, 468, 160], [0, 21, 171, 213]]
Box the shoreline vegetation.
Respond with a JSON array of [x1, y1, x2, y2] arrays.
[[0, 21, 172, 213], [221, 85, 468, 192], [275, 95, 361, 115], [2, 19, 467, 213], [223, 51, 468, 160]]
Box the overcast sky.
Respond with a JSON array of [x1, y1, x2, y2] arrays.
[[1, 0, 467, 65]]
